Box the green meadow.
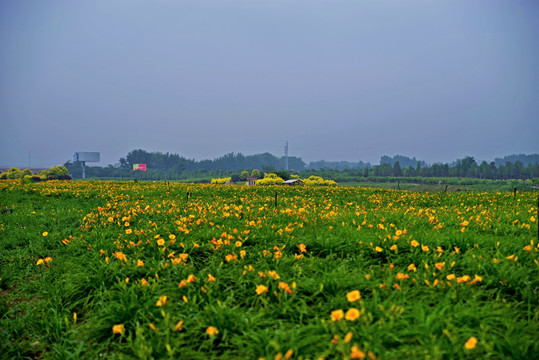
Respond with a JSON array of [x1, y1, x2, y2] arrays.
[[0, 180, 538, 359]]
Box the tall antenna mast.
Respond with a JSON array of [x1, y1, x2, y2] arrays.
[[284, 140, 289, 171]]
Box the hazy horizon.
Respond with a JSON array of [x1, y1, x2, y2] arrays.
[[1, 0, 538, 168], [2, 147, 538, 170]]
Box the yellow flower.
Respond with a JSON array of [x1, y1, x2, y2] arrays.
[[469, 274, 483, 284], [149, 323, 156, 331], [42, 232, 48, 237], [411, 240, 419, 247], [112, 324, 125, 334], [395, 273, 409, 280], [345, 308, 360, 321], [298, 243, 307, 253], [141, 278, 148, 286], [125, 228, 132, 234], [137, 259, 144, 267], [206, 326, 219, 336], [156, 295, 167, 307], [446, 274, 455, 281], [113, 251, 127, 262], [389, 244, 398, 251], [278, 282, 292, 294], [374, 246, 383, 252], [435, 262, 445, 271], [157, 238, 165, 246], [284, 349, 294, 359], [457, 275, 470, 283], [179, 253, 189, 262], [256, 284, 268, 295], [331, 309, 344, 321], [421, 244, 429, 252], [36, 259, 44, 265], [350, 345, 366, 359], [346, 290, 361, 302], [344, 331, 353, 343], [464, 336, 478, 349], [207, 274, 216, 282], [175, 320, 183, 331], [225, 253, 237, 262], [240, 250, 246, 259], [187, 274, 196, 283], [169, 234, 176, 240], [408, 264, 417, 272]]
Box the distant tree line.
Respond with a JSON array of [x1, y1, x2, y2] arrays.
[[63, 150, 539, 181], [369, 156, 539, 179], [116, 150, 306, 172], [306, 158, 538, 181]]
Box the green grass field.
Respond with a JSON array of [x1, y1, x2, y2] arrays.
[[1, 180, 538, 359]]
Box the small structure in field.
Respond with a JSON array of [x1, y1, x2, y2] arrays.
[[246, 177, 258, 186], [283, 179, 303, 186]]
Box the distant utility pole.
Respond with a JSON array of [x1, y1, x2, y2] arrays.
[[284, 140, 289, 171]]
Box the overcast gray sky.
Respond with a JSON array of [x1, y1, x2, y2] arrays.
[[1, 0, 538, 168]]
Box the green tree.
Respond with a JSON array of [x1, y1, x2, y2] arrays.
[[47, 166, 71, 180], [456, 156, 477, 177], [273, 170, 291, 181], [239, 171, 249, 181], [392, 161, 402, 176], [250, 169, 261, 178], [5, 168, 23, 179], [230, 174, 240, 184]]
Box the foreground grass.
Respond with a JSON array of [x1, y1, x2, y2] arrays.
[[0, 180, 538, 359]]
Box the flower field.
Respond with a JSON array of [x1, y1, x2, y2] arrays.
[[1, 180, 538, 359]]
